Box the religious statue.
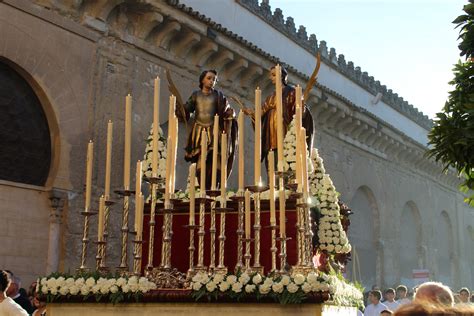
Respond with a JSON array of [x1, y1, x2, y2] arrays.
[[242, 65, 314, 169], [173, 69, 237, 190]]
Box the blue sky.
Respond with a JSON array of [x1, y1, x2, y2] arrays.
[[272, 0, 466, 118]]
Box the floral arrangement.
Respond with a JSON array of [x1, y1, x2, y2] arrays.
[[190, 270, 363, 306], [143, 123, 167, 180], [309, 148, 352, 254], [38, 273, 157, 304]]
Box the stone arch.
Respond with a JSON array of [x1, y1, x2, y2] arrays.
[[0, 58, 60, 188], [398, 201, 423, 287], [347, 185, 381, 289], [436, 210, 454, 286], [0, 15, 88, 190]]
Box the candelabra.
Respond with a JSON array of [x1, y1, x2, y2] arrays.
[[132, 236, 144, 275], [96, 199, 114, 273], [144, 176, 163, 270], [247, 184, 268, 275], [230, 193, 245, 272], [78, 206, 97, 272], [207, 190, 220, 271], [186, 224, 198, 279], [195, 193, 213, 272], [115, 188, 135, 272]]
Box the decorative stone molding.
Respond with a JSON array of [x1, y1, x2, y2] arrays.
[[236, 0, 433, 130], [46, 188, 68, 274]]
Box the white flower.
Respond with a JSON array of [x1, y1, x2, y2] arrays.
[[307, 272, 318, 285], [293, 274, 305, 285], [69, 285, 79, 296], [80, 285, 90, 295], [245, 284, 256, 293], [238, 273, 250, 285], [122, 285, 130, 293], [219, 281, 230, 292], [192, 282, 202, 291], [40, 278, 48, 286], [85, 277, 95, 287], [116, 277, 127, 287], [206, 281, 217, 292], [50, 287, 58, 295], [302, 282, 312, 293], [280, 275, 290, 286], [110, 285, 118, 294], [252, 274, 262, 285], [226, 275, 237, 285], [75, 278, 85, 287], [213, 273, 225, 284], [259, 284, 271, 295], [287, 282, 299, 294], [231, 282, 243, 293], [41, 285, 48, 294], [272, 282, 284, 294], [59, 286, 69, 296], [263, 277, 274, 287], [327, 244, 335, 252]]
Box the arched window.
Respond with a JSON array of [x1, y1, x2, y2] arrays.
[[436, 211, 453, 286], [348, 186, 379, 288], [399, 202, 422, 288], [0, 60, 51, 186]]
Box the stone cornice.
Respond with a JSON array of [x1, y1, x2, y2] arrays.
[[235, 0, 433, 130]]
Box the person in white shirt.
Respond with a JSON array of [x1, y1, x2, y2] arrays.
[[364, 290, 388, 316], [383, 288, 399, 311], [396, 285, 411, 306], [456, 287, 472, 306], [0, 270, 28, 316]]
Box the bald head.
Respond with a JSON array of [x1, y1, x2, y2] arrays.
[[414, 281, 454, 306]]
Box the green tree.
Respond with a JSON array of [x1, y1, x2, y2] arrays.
[[427, 1, 474, 207]]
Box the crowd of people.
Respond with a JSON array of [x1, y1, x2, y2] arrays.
[[362, 282, 474, 316], [0, 270, 45, 316]]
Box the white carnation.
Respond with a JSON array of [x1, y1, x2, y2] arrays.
[[293, 274, 305, 285], [219, 281, 230, 292], [231, 282, 243, 293], [252, 274, 262, 285], [272, 282, 284, 293], [245, 284, 256, 293], [206, 281, 217, 292], [287, 282, 299, 294]]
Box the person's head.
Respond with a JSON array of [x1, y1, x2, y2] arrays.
[[380, 310, 393, 316], [369, 290, 382, 305], [199, 69, 217, 90], [4, 270, 19, 297], [0, 270, 11, 293], [396, 285, 408, 299], [269, 65, 288, 86], [385, 288, 396, 302], [414, 281, 454, 306], [459, 287, 470, 303]]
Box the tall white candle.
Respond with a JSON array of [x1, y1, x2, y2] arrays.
[[85, 140, 94, 211], [238, 111, 244, 191], [211, 115, 219, 190], [135, 160, 142, 215], [135, 194, 144, 238], [152, 77, 160, 177], [104, 120, 113, 199], [268, 151, 276, 225], [98, 195, 105, 242], [200, 131, 208, 194], [220, 132, 227, 207], [124, 94, 132, 189], [254, 87, 261, 185], [245, 189, 251, 238], [275, 65, 284, 171], [189, 163, 196, 225]]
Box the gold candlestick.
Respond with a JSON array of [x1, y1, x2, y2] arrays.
[[101, 199, 114, 271], [244, 237, 252, 272], [187, 224, 198, 279], [79, 209, 96, 272], [230, 194, 245, 272], [270, 224, 278, 273], [132, 238, 144, 275], [115, 189, 134, 271], [160, 196, 175, 270], [247, 185, 268, 275], [145, 176, 162, 270], [195, 195, 210, 272], [207, 190, 220, 271]]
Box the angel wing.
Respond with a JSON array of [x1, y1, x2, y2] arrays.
[[303, 52, 321, 102], [165, 69, 188, 129]]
